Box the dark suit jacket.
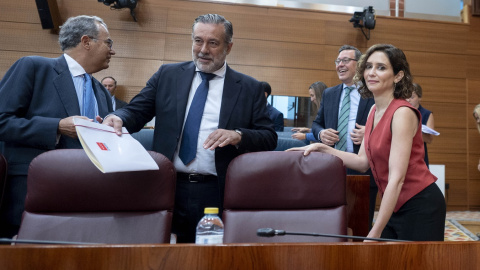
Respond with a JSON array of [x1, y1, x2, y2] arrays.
[[311, 83, 374, 154], [266, 103, 284, 131], [114, 97, 128, 110], [0, 55, 113, 175], [114, 61, 277, 182]]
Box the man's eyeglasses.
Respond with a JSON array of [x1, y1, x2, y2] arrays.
[[334, 58, 357, 65], [89, 36, 114, 50]]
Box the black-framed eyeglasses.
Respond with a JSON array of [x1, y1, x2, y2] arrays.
[[334, 58, 357, 65], [89, 36, 114, 50]]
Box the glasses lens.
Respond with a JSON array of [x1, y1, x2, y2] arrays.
[[106, 39, 113, 49]]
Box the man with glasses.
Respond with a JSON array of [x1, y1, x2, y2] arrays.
[[0, 15, 114, 238], [311, 44, 376, 229]]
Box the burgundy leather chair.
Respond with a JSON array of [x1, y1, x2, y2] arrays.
[[17, 149, 176, 244], [223, 151, 347, 243]]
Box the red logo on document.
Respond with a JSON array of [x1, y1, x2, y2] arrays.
[[96, 142, 110, 151]]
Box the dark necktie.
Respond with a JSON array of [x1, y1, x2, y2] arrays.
[[179, 72, 216, 165], [83, 74, 96, 120], [337, 86, 353, 151]]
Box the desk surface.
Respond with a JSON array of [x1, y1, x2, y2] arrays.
[[1, 241, 479, 270]]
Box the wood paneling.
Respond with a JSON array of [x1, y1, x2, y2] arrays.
[[2, 242, 480, 270]]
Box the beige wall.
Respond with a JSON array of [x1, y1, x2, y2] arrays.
[[1, 0, 480, 210]]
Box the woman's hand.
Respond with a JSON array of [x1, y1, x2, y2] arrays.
[[286, 143, 327, 156]]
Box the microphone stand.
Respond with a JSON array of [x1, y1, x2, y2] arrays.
[[0, 238, 100, 245], [257, 228, 409, 242]]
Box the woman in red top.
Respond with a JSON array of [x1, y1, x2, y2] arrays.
[[288, 44, 445, 241]]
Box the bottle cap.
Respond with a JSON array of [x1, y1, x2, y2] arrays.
[[204, 207, 219, 214]]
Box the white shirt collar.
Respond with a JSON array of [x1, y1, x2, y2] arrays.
[[195, 61, 227, 78], [64, 53, 87, 77]]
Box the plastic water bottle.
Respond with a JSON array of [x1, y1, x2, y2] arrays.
[[195, 207, 224, 244]]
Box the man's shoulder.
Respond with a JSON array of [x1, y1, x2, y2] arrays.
[[14, 55, 59, 66], [226, 65, 259, 84], [324, 84, 343, 93]]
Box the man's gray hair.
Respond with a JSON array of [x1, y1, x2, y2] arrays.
[[58, 15, 107, 51], [192, 14, 233, 44]]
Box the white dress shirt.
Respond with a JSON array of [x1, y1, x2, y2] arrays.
[[64, 53, 99, 118], [173, 63, 227, 175]]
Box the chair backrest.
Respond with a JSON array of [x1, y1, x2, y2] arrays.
[[223, 151, 347, 243], [0, 153, 7, 211], [17, 149, 176, 244], [131, 128, 154, 151]]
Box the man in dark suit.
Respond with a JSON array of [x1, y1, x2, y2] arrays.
[[0, 15, 115, 237], [311, 45, 377, 229], [262, 81, 284, 132], [101, 76, 128, 110], [104, 14, 277, 243]]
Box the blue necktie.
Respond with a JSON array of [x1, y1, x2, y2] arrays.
[[179, 72, 216, 165], [83, 74, 96, 120], [337, 86, 353, 151]]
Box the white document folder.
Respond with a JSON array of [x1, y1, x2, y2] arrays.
[[74, 118, 159, 173]]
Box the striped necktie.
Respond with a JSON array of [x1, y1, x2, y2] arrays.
[[336, 86, 353, 151]]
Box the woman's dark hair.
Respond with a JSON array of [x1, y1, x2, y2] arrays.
[[354, 44, 414, 99]]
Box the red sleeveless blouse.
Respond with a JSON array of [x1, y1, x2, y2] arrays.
[[364, 99, 436, 212]]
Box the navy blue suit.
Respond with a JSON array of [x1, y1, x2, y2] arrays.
[[266, 103, 284, 131], [311, 83, 377, 229], [0, 55, 113, 234], [114, 61, 277, 181], [114, 61, 277, 242]]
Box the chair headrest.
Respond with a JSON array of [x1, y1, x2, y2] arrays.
[[224, 151, 346, 209], [25, 149, 176, 212]]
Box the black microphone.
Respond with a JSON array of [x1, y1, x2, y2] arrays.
[[256, 228, 286, 237], [0, 238, 100, 245], [256, 228, 408, 242]]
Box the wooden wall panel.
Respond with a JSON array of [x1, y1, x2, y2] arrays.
[[468, 79, 480, 106], [0, 51, 61, 78], [446, 179, 469, 208], [406, 51, 466, 79], [95, 58, 163, 87], [420, 102, 466, 129], [429, 153, 467, 182], [0, 22, 59, 54], [229, 66, 337, 97], [467, 55, 480, 79], [414, 77, 466, 104]]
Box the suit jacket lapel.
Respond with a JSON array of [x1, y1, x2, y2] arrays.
[[356, 97, 370, 122], [332, 84, 343, 127], [177, 62, 196, 132], [92, 79, 110, 116], [219, 65, 241, 129], [53, 56, 81, 116]]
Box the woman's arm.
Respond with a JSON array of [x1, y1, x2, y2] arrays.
[[366, 107, 418, 240], [287, 140, 370, 173], [422, 113, 435, 144]]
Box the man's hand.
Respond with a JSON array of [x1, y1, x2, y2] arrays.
[[58, 116, 91, 139], [319, 128, 339, 146], [350, 123, 365, 145], [203, 129, 241, 150], [291, 127, 310, 133], [291, 133, 306, 141], [102, 114, 124, 136]]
